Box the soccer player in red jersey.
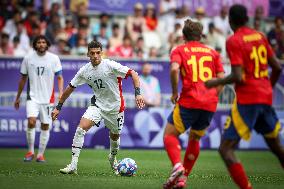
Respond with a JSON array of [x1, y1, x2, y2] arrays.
[[206, 4, 284, 189], [163, 19, 224, 189]]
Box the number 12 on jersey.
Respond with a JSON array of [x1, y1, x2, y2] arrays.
[[187, 55, 213, 82]]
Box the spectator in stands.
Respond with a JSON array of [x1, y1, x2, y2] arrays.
[[68, 25, 88, 48], [204, 23, 226, 58], [193, 7, 211, 35], [24, 11, 41, 38], [45, 13, 62, 44], [13, 20, 30, 52], [140, 62, 161, 107], [250, 5, 266, 34], [159, 0, 177, 35], [213, 6, 231, 36], [144, 3, 158, 31], [149, 47, 159, 58], [0, 33, 13, 55], [2, 9, 22, 40], [93, 23, 109, 50], [126, 2, 146, 43], [270, 39, 283, 59], [29, 23, 42, 43], [267, 17, 284, 58], [175, 5, 191, 27], [52, 41, 71, 56], [115, 35, 133, 58], [12, 36, 26, 57], [91, 13, 112, 39], [71, 37, 88, 56], [168, 22, 183, 52], [134, 36, 146, 58], [107, 23, 122, 56], [64, 16, 77, 40]]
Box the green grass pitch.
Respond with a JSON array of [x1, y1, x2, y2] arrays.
[[0, 149, 283, 189]]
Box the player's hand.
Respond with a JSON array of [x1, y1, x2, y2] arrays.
[[51, 108, 60, 121], [205, 79, 219, 89], [14, 98, 20, 110], [171, 93, 178, 104], [135, 95, 145, 109]]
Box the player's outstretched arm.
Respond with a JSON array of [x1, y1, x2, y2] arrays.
[[268, 55, 282, 87], [170, 62, 180, 104], [51, 84, 75, 121], [14, 74, 27, 110], [57, 75, 64, 99], [205, 65, 242, 88], [130, 70, 145, 109]]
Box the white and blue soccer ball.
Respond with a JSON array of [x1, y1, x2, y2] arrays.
[[116, 158, 137, 176]]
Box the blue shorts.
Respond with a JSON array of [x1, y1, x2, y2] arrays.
[[167, 104, 214, 136], [223, 102, 281, 141]]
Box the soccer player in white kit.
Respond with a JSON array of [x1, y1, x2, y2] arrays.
[[51, 41, 145, 174], [14, 35, 64, 162]]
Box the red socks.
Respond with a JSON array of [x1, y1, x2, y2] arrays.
[[183, 139, 200, 176], [164, 135, 181, 166], [228, 163, 252, 189]]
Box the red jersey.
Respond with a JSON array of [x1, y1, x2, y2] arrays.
[[170, 41, 224, 112], [226, 26, 274, 105]]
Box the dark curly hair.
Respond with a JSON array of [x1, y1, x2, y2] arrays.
[[32, 35, 51, 50]]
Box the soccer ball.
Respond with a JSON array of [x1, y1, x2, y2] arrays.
[[116, 158, 137, 176]]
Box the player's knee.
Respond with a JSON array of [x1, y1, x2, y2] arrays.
[[187, 153, 196, 160], [41, 124, 49, 130], [110, 133, 120, 141], [28, 119, 36, 128]]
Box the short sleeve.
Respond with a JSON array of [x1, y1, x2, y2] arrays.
[[70, 66, 86, 87], [170, 47, 182, 65], [226, 38, 243, 66], [20, 57, 28, 75], [214, 51, 224, 73], [110, 60, 131, 78], [53, 55, 62, 74]]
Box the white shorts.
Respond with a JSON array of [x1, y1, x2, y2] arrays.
[[82, 106, 124, 134], [26, 100, 53, 124]]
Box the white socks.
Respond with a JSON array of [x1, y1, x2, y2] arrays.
[[71, 127, 86, 167], [110, 137, 120, 156], [26, 128, 35, 154], [38, 130, 50, 156]]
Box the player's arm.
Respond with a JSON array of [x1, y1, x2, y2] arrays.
[[51, 84, 75, 121], [129, 70, 145, 109], [205, 65, 242, 88], [268, 55, 282, 87], [170, 62, 180, 104], [216, 72, 225, 95], [56, 74, 64, 99], [14, 74, 27, 110]]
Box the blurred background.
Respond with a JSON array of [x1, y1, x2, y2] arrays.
[[0, 0, 283, 150]]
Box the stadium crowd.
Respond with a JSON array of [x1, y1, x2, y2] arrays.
[[0, 0, 283, 61]]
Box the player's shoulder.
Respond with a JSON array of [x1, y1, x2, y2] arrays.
[[23, 50, 36, 60], [46, 51, 60, 59]]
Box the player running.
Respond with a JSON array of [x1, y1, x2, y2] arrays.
[[14, 35, 64, 162], [205, 4, 284, 189], [51, 40, 145, 174], [163, 19, 224, 189]]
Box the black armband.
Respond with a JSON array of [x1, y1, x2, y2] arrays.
[[56, 102, 63, 111], [134, 87, 141, 96]]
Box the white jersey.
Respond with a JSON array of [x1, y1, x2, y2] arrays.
[[20, 51, 62, 104], [70, 59, 131, 113]]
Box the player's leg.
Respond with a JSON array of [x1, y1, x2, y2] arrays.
[[24, 100, 39, 161], [256, 106, 284, 169], [219, 138, 252, 189], [219, 103, 256, 189], [264, 136, 284, 169], [163, 105, 187, 189], [36, 104, 52, 162], [103, 111, 124, 172], [60, 106, 101, 174], [36, 123, 49, 162]]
